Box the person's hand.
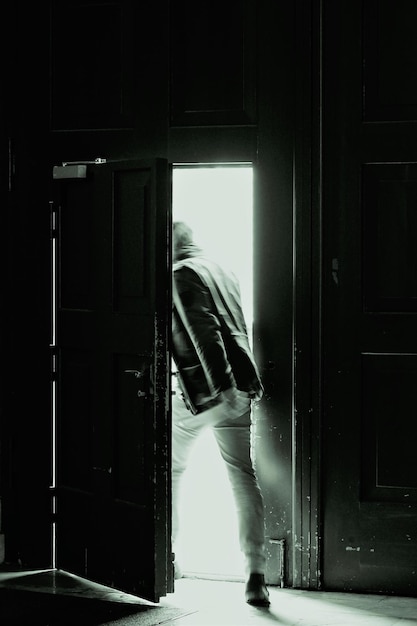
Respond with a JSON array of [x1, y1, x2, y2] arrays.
[[221, 386, 238, 406], [221, 387, 250, 417]]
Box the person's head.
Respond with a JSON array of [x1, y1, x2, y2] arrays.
[[173, 221, 194, 261]]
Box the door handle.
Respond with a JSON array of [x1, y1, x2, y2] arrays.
[[124, 369, 143, 378], [125, 368, 149, 399]]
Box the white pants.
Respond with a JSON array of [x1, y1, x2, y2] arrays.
[[171, 387, 266, 576]]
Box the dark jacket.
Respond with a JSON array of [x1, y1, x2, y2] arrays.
[[172, 245, 264, 414]]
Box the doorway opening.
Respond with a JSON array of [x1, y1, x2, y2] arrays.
[[172, 164, 253, 580]]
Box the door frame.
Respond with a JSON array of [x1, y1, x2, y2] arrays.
[[292, 0, 322, 589]]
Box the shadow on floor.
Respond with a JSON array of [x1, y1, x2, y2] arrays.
[[0, 569, 192, 626]]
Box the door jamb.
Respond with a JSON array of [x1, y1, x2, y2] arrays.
[[292, 0, 322, 589]]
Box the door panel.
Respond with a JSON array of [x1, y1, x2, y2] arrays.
[[361, 354, 417, 503], [54, 158, 171, 602], [322, 0, 417, 595], [50, 1, 135, 132]]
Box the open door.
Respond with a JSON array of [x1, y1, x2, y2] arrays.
[[52, 158, 172, 603]]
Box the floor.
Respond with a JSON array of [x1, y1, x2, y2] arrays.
[[0, 568, 416, 626], [168, 577, 417, 626]]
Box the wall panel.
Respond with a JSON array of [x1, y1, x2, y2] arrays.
[[170, 0, 256, 127]]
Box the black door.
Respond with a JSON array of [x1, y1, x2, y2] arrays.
[[53, 158, 172, 602], [322, 0, 417, 595]]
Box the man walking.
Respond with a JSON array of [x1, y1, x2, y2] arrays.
[[171, 221, 270, 606]]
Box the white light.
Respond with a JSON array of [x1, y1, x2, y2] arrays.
[[173, 165, 253, 578], [173, 166, 253, 332]]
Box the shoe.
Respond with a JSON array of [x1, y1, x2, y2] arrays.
[[245, 573, 270, 606]]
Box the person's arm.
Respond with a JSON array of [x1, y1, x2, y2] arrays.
[[173, 266, 235, 397]]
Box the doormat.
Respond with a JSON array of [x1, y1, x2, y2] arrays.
[[0, 588, 196, 626]]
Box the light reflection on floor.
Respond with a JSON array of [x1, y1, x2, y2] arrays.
[[1, 569, 417, 625]]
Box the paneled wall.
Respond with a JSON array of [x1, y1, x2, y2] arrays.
[[322, 0, 417, 595], [2, 0, 298, 588]]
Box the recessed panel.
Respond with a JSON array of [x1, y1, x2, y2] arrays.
[[112, 169, 152, 314], [59, 349, 93, 490], [364, 0, 417, 121], [50, 1, 133, 130], [113, 353, 149, 504], [170, 0, 256, 126], [59, 181, 94, 310], [362, 164, 417, 312], [361, 353, 417, 502]]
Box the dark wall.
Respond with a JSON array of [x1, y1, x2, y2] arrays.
[[1, 2, 52, 565], [1, 0, 299, 586], [254, 1, 296, 585]]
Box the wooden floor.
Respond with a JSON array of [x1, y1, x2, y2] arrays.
[[0, 568, 416, 625], [165, 576, 417, 625]]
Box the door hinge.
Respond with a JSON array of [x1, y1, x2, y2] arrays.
[[50, 346, 57, 382], [8, 137, 15, 193], [49, 201, 58, 240]]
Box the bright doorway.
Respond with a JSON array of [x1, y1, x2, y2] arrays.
[[172, 164, 253, 580]]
